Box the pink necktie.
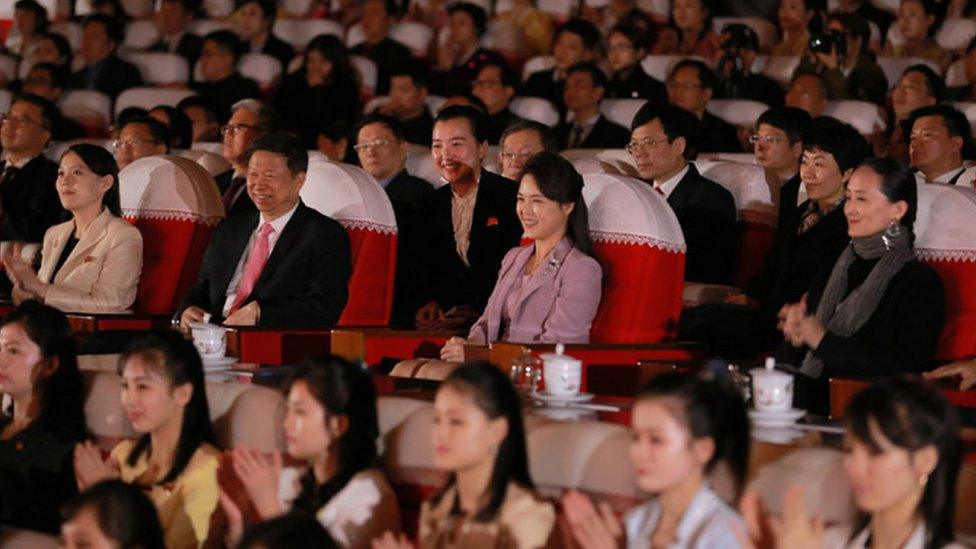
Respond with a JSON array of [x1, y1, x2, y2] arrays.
[[229, 223, 274, 314]]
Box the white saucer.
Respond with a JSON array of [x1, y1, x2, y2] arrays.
[[751, 426, 805, 444], [532, 392, 595, 405], [533, 407, 598, 422], [202, 356, 237, 370], [749, 408, 805, 428]]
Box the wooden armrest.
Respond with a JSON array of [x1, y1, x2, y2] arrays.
[[463, 344, 490, 363], [830, 376, 976, 420], [67, 313, 172, 333], [682, 283, 741, 307], [330, 328, 458, 366]]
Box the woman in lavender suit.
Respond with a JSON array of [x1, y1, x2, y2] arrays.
[[441, 152, 602, 361]]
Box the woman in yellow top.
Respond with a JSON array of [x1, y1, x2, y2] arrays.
[[3, 144, 143, 313], [73, 331, 221, 549], [374, 362, 556, 549], [494, 0, 554, 57]]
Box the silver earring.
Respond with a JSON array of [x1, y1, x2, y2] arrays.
[[882, 219, 901, 250]]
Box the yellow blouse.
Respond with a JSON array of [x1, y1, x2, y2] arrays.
[[419, 482, 556, 549], [495, 8, 554, 57], [111, 440, 221, 549]]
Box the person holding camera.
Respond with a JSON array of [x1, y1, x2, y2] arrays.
[[796, 12, 888, 106], [715, 24, 784, 107]]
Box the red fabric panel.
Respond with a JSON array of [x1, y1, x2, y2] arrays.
[[127, 218, 213, 315], [338, 230, 397, 326], [590, 243, 685, 343], [733, 222, 776, 289], [926, 260, 976, 361], [237, 330, 330, 365]]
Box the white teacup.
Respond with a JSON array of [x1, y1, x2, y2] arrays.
[[191, 324, 226, 359], [541, 346, 582, 396], [750, 365, 794, 411]]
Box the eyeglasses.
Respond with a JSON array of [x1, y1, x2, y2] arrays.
[[749, 134, 787, 145], [0, 114, 44, 128], [220, 123, 262, 137], [607, 42, 636, 52], [472, 78, 503, 88], [626, 137, 668, 154], [499, 150, 536, 162], [665, 81, 702, 91], [353, 139, 393, 152], [112, 138, 157, 150]]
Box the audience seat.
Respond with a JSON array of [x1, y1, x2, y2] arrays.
[[712, 16, 778, 49], [947, 58, 967, 87], [600, 98, 645, 130], [279, 0, 313, 16], [122, 52, 190, 86], [404, 148, 444, 187], [300, 153, 398, 326], [823, 100, 886, 136], [188, 18, 232, 37], [389, 22, 435, 59], [876, 56, 940, 90], [937, 17, 976, 52], [201, 0, 234, 17], [237, 53, 282, 91], [521, 55, 554, 82], [191, 141, 224, 155], [0, 54, 16, 84], [639, 0, 670, 20], [953, 102, 976, 134], [752, 55, 800, 87], [59, 90, 113, 136], [484, 19, 529, 69], [0, 88, 11, 115], [914, 184, 976, 361], [706, 98, 770, 127], [115, 87, 195, 116], [273, 18, 343, 51], [119, 0, 153, 18], [641, 54, 706, 81], [180, 149, 232, 177], [121, 20, 159, 51], [351, 54, 378, 102], [49, 21, 82, 52], [509, 96, 560, 126]]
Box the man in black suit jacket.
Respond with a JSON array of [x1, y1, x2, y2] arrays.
[[70, 15, 143, 99], [214, 98, 276, 216], [521, 18, 602, 116], [555, 62, 630, 149], [471, 60, 523, 145], [629, 103, 736, 284], [667, 59, 742, 153], [193, 31, 262, 123], [351, 0, 414, 96], [148, 0, 203, 64], [235, 0, 295, 68], [416, 106, 522, 330], [179, 133, 351, 328], [751, 107, 811, 226]]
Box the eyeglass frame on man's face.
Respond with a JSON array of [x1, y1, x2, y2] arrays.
[[1, 113, 47, 130], [112, 137, 159, 151], [220, 122, 263, 137], [353, 138, 394, 152], [626, 136, 670, 155], [749, 134, 787, 145]]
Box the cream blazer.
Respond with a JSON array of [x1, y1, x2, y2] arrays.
[[16, 208, 143, 313]]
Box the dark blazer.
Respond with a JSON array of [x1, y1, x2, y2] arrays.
[[697, 111, 742, 153], [521, 69, 565, 113], [148, 31, 203, 65], [0, 155, 63, 243], [430, 47, 507, 96], [214, 172, 257, 217], [607, 65, 667, 102], [191, 72, 261, 123], [69, 53, 143, 99], [350, 37, 413, 96], [179, 202, 352, 327], [385, 170, 434, 326], [555, 114, 630, 149], [255, 34, 295, 69], [274, 72, 360, 148], [486, 108, 522, 145], [779, 173, 801, 227], [422, 170, 523, 312], [666, 164, 736, 284], [401, 107, 434, 147]]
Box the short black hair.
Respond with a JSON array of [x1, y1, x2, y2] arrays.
[[148, 105, 193, 149], [434, 104, 488, 144], [477, 59, 518, 89], [447, 1, 488, 37], [365, 0, 400, 17], [159, 0, 199, 11], [566, 61, 609, 89], [631, 103, 701, 159], [115, 106, 148, 127], [500, 119, 559, 153], [720, 23, 759, 51], [120, 116, 171, 152], [902, 64, 945, 102], [27, 62, 67, 90], [61, 481, 164, 549], [909, 104, 976, 159], [14, 0, 48, 29], [316, 119, 350, 142], [388, 57, 430, 90], [176, 95, 218, 124], [13, 92, 58, 132], [555, 18, 602, 52], [203, 29, 244, 62], [802, 116, 870, 173], [82, 13, 124, 45], [355, 113, 407, 143], [35, 32, 71, 65], [442, 93, 487, 114], [756, 106, 813, 144], [245, 131, 309, 175], [670, 59, 718, 92], [235, 0, 275, 22], [239, 512, 336, 549], [609, 22, 650, 51], [828, 11, 870, 46]]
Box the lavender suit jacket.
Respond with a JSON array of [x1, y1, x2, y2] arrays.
[[467, 238, 603, 345]]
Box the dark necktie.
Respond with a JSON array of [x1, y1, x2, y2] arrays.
[[569, 125, 585, 149], [222, 176, 246, 211], [0, 165, 19, 186]]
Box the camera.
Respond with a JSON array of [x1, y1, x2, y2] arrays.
[[720, 24, 759, 56], [808, 30, 847, 57]]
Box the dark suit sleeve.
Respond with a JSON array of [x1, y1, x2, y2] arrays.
[[680, 181, 737, 284], [257, 221, 352, 327], [20, 163, 62, 243]]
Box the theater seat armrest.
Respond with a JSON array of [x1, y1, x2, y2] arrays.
[[682, 283, 742, 307], [67, 313, 173, 332]]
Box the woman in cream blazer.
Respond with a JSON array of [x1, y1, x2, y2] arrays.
[[441, 152, 602, 361], [5, 144, 142, 313]]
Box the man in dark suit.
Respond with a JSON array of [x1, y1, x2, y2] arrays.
[[351, 0, 413, 96], [471, 60, 522, 145], [629, 103, 736, 284], [215, 98, 276, 216], [667, 59, 741, 153], [521, 18, 601, 116], [70, 14, 143, 99], [378, 60, 434, 146], [179, 132, 351, 328], [19, 63, 85, 140], [416, 106, 522, 330], [148, 0, 203, 65], [751, 107, 811, 226], [192, 30, 261, 123], [555, 62, 630, 150], [234, 0, 294, 68], [354, 114, 434, 326]]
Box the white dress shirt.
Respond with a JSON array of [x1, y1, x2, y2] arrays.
[[653, 164, 690, 198]]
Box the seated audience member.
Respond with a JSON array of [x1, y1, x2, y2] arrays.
[[73, 332, 220, 548], [522, 18, 602, 114], [222, 357, 400, 547], [354, 114, 433, 327], [0, 94, 62, 254], [18, 64, 84, 140], [628, 103, 736, 284], [238, 513, 337, 548], [61, 480, 165, 549], [741, 378, 964, 549], [441, 153, 602, 361], [785, 71, 830, 118], [752, 107, 812, 224], [69, 14, 143, 100], [772, 0, 823, 56], [5, 145, 142, 313], [234, 0, 294, 69], [493, 0, 554, 56], [836, 0, 895, 40], [948, 36, 976, 101], [651, 0, 721, 58], [217, 99, 275, 215], [605, 22, 666, 102], [584, 0, 657, 38], [715, 24, 785, 107], [667, 60, 741, 153], [682, 117, 867, 357], [112, 116, 169, 170], [882, 0, 950, 71], [498, 120, 558, 181], [377, 59, 434, 147], [193, 30, 261, 124], [89, 0, 129, 21], [887, 64, 942, 161], [315, 121, 353, 163], [177, 95, 221, 143], [0, 301, 85, 534], [148, 105, 194, 150], [431, 2, 505, 96], [178, 132, 351, 328], [796, 12, 888, 106], [7, 0, 49, 58], [556, 62, 630, 150], [564, 372, 749, 548], [373, 362, 556, 549], [416, 106, 522, 330], [909, 104, 976, 185], [275, 34, 361, 149], [20, 31, 72, 76], [471, 60, 522, 145], [776, 158, 945, 412], [148, 0, 202, 64], [351, 0, 413, 96]]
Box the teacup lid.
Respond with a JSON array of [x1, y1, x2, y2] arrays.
[[750, 357, 792, 380], [540, 343, 580, 364]]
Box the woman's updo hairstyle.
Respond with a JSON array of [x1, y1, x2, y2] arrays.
[[857, 157, 918, 243]]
